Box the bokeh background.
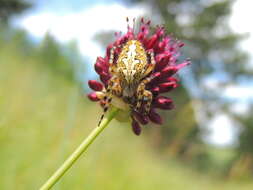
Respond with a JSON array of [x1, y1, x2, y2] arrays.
[[1, 0, 253, 189]]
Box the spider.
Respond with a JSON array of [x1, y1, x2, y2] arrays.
[[98, 39, 156, 126]]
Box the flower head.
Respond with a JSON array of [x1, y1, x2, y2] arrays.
[[88, 18, 190, 135]]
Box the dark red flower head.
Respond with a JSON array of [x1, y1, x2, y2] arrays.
[[88, 18, 190, 135]]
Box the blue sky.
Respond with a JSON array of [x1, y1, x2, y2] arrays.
[[21, 0, 143, 57], [16, 0, 147, 78], [29, 0, 121, 12], [14, 0, 253, 146]]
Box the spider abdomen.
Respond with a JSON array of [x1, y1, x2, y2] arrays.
[[117, 40, 148, 84]]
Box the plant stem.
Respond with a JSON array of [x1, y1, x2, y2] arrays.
[[40, 107, 119, 190]]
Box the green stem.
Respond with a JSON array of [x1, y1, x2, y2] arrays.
[[40, 107, 119, 190]]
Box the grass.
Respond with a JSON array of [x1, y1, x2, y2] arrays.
[[0, 46, 253, 190]]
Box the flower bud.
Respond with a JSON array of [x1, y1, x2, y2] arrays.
[[161, 66, 178, 78], [146, 34, 158, 49], [158, 81, 178, 93], [95, 61, 108, 74], [133, 111, 149, 125], [88, 80, 104, 91], [99, 71, 111, 85], [155, 53, 171, 71], [132, 119, 142, 136], [154, 96, 174, 110], [87, 92, 100, 101], [151, 86, 160, 95], [149, 108, 162, 124]]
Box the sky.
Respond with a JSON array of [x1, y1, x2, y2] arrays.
[[14, 0, 253, 146], [15, 1, 146, 78]]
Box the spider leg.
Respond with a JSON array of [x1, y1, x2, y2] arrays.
[[109, 45, 123, 74], [97, 76, 122, 126], [109, 46, 116, 73], [108, 45, 122, 97], [136, 77, 153, 114], [97, 46, 116, 126], [143, 51, 155, 77], [98, 78, 113, 126], [135, 51, 156, 114]]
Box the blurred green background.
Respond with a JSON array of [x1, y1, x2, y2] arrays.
[[1, 0, 253, 189]]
